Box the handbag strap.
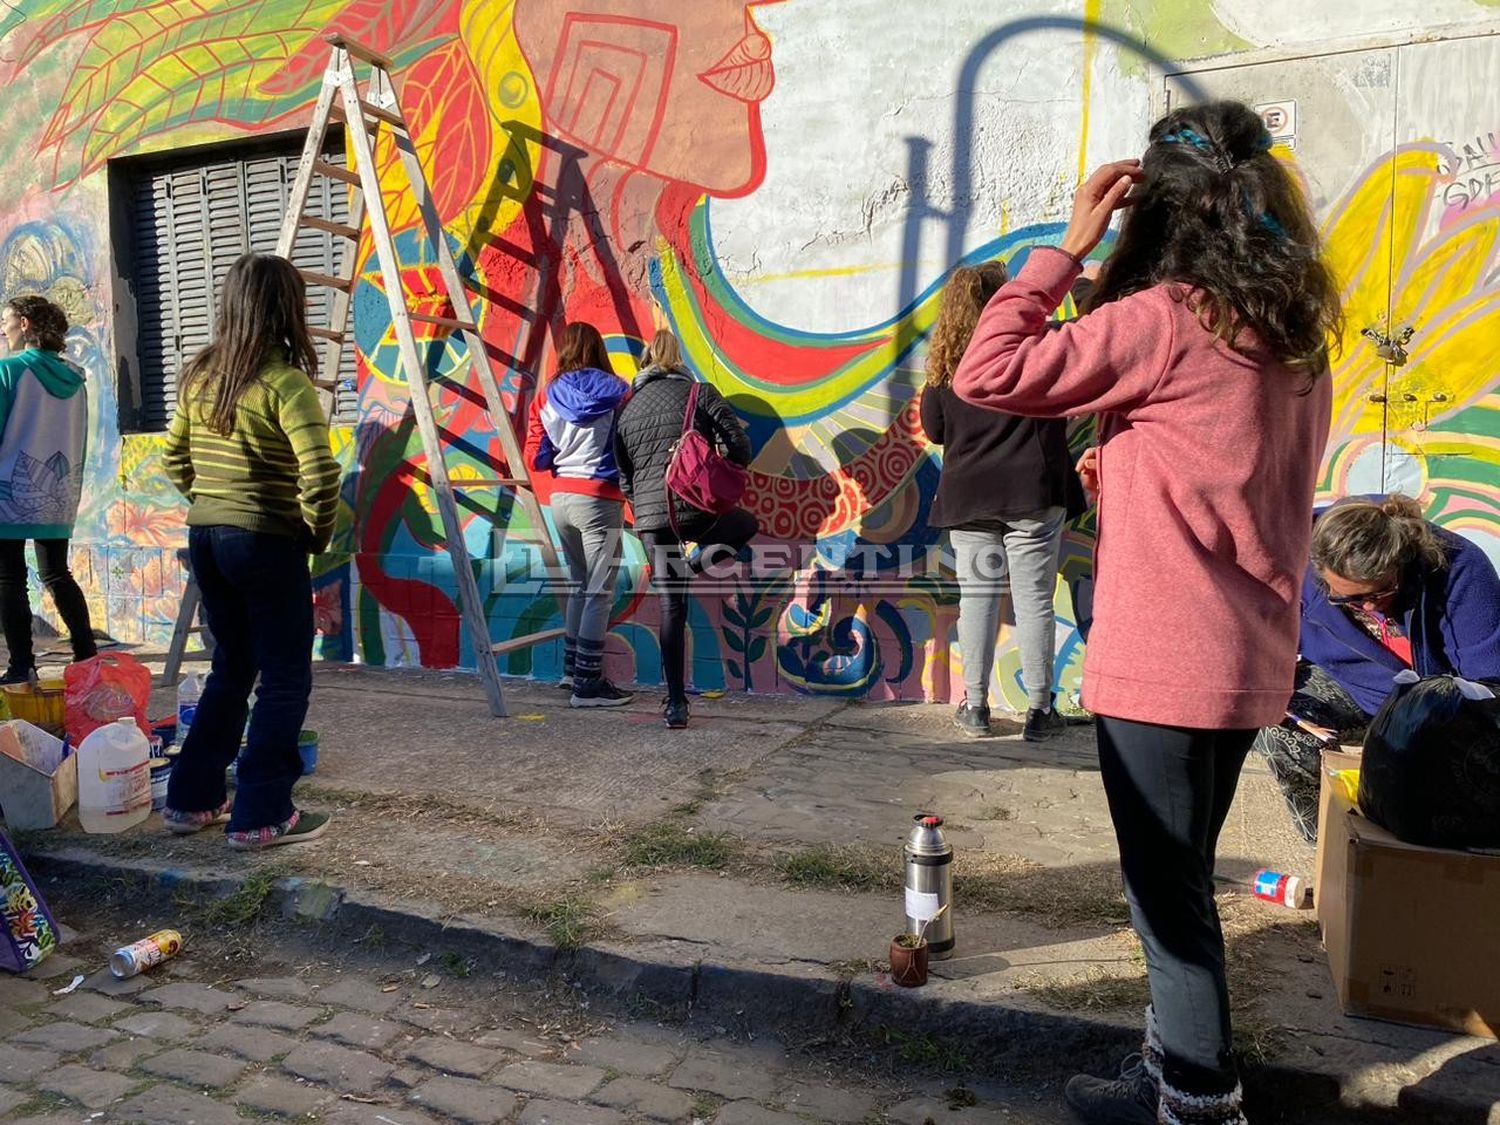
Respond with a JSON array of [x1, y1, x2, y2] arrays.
[[668, 380, 701, 542], [679, 379, 701, 438]]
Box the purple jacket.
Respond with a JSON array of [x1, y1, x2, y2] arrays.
[[1300, 522, 1500, 716]]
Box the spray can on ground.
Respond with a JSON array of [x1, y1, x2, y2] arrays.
[[110, 930, 183, 979], [903, 813, 954, 959], [1252, 869, 1312, 909]]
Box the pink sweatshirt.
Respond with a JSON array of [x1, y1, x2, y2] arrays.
[[953, 248, 1332, 729]]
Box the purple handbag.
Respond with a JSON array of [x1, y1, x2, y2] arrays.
[[0, 829, 58, 973]]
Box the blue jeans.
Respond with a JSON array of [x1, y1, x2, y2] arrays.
[[164, 526, 313, 832]]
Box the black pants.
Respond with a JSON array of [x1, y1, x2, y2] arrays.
[[640, 508, 758, 703], [1097, 715, 1254, 1097], [1253, 660, 1368, 842], [164, 526, 313, 832], [0, 538, 97, 672]]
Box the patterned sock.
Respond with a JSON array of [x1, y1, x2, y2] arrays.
[[1157, 1079, 1247, 1125], [574, 636, 605, 684]]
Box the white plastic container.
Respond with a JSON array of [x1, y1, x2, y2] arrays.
[[77, 718, 152, 834], [177, 672, 204, 748]]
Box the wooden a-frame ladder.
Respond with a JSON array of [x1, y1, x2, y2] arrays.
[[276, 34, 564, 717]]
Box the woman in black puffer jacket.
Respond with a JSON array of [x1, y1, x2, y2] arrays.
[[615, 330, 757, 729]]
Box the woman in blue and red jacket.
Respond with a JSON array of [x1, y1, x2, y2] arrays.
[[1256, 493, 1500, 840]]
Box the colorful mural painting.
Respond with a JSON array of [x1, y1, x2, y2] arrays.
[[1, 0, 1497, 708]]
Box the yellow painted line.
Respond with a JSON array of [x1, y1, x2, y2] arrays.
[[1077, 0, 1103, 186]]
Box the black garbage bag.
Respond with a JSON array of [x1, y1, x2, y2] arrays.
[[1360, 672, 1500, 849]]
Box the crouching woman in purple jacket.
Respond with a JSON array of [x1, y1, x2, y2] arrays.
[[1257, 493, 1500, 840]]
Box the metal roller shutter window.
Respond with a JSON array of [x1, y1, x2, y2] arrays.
[[128, 136, 357, 429]]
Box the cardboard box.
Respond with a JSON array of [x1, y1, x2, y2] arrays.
[[1316, 748, 1500, 1038], [0, 720, 76, 831]]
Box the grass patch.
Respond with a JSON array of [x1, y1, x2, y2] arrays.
[[198, 864, 288, 928], [974, 804, 1015, 822], [775, 844, 899, 892], [1015, 964, 1151, 1012], [621, 820, 739, 870], [880, 1028, 971, 1072], [955, 853, 1130, 930], [439, 951, 474, 978], [691, 1094, 721, 1120], [520, 894, 604, 950]]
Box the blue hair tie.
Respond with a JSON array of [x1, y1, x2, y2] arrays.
[[1259, 212, 1287, 238], [1160, 128, 1212, 150]]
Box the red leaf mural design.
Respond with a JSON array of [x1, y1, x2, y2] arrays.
[[376, 37, 491, 231], [258, 0, 455, 97]]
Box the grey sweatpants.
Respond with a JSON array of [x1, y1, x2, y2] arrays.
[[950, 507, 1066, 710], [550, 492, 624, 684]]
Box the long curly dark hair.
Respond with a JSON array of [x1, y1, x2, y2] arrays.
[[1086, 100, 1342, 375], [925, 261, 1008, 388]]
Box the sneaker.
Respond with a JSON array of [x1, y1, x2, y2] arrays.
[[954, 701, 992, 738], [0, 666, 34, 686], [570, 678, 634, 708], [163, 800, 233, 836], [227, 809, 331, 851], [663, 698, 689, 729], [557, 675, 574, 691], [1064, 1053, 1158, 1124], [1024, 706, 1068, 742]]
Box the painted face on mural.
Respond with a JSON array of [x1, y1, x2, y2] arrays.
[[512, 0, 778, 195]]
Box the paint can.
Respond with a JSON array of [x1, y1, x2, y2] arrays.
[[298, 729, 319, 775], [148, 757, 172, 812], [110, 929, 183, 979]]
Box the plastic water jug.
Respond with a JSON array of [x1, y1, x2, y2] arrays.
[[77, 717, 152, 834], [177, 672, 204, 749]]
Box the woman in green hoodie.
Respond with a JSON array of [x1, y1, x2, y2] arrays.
[[0, 295, 96, 683]]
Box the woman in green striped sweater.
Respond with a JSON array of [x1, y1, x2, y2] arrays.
[[161, 253, 341, 850]]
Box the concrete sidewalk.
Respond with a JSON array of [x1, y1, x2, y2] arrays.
[[12, 662, 1500, 1122]]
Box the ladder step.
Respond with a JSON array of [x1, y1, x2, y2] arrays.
[[309, 326, 345, 341], [300, 214, 362, 240], [491, 627, 567, 655], [327, 102, 379, 130], [313, 160, 361, 186], [409, 311, 478, 332], [325, 33, 396, 71], [358, 99, 405, 128], [300, 269, 355, 291]]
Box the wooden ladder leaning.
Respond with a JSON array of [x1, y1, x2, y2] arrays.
[[276, 34, 564, 718]]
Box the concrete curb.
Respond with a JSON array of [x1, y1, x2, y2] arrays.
[[18, 847, 1443, 1123]]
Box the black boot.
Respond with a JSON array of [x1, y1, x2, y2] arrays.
[[1064, 1053, 1158, 1124]]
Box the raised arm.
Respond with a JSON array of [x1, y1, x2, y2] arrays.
[[951, 248, 1173, 418]]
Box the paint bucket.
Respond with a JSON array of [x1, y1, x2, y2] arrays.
[[298, 730, 319, 775], [148, 757, 172, 812]]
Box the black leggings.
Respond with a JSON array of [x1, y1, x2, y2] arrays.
[[640, 508, 759, 703], [0, 538, 97, 672], [1097, 715, 1253, 1097]]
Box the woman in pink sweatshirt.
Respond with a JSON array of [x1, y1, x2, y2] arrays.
[[953, 101, 1340, 1125]]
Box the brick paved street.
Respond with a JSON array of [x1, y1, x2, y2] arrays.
[[0, 885, 1072, 1125]]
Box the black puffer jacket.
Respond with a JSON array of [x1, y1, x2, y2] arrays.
[[615, 365, 752, 534]]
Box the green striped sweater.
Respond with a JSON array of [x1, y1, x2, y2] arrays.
[[163, 352, 341, 553]]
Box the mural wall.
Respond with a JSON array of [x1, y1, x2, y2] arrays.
[[1, 0, 1497, 707]]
